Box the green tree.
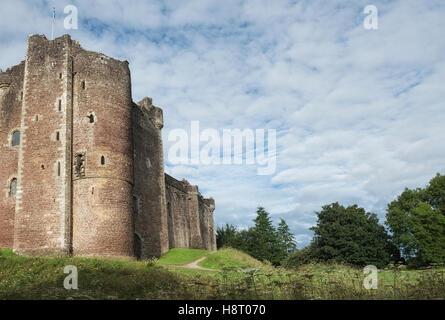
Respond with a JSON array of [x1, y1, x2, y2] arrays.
[[216, 208, 298, 265], [310, 203, 396, 268], [216, 224, 251, 252], [216, 224, 238, 249], [249, 207, 283, 265], [385, 188, 422, 258], [386, 173, 445, 266], [282, 245, 314, 269], [277, 218, 297, 254]]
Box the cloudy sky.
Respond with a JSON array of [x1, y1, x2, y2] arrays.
[[1, 0, 444, 247]]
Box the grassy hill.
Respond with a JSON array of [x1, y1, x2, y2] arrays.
[[0, 248, 192, 299], [1, 248, 444, 300], [157, 248, 209, 265], [198, 248, 266, 270], [0, 247, 265, 299]]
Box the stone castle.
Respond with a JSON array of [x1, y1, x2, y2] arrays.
[[0, 34, 216, 259]]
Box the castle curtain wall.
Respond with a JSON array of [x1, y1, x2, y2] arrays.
[[165, 174, 191, 249], [165, 174, 216, 251]]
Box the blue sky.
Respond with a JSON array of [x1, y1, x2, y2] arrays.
[[1, 0, 444, 247]]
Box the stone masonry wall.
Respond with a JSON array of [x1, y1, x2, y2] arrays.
[[13, 35, 71, 256], [165, 174, 216, 251], [70, 41, 135, 258], [0, 34, 216, 258], [165, 174, 190, 248], [0, 62, 24, 248], [132, 98, 169, 259], [198, 196, 216, 250]]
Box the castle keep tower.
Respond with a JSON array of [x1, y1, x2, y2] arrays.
[[14, 35, 73, 255], [0, 34, 216, 258]]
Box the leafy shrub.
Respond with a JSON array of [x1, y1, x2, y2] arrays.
[[282, 247, 315, 269]]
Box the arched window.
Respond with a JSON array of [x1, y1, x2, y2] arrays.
[[10, 178, 17, 196], [11, 130, 20, 146], [101, 156, 105, 165]]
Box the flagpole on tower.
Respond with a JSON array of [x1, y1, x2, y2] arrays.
[[51, 7, 55, 40]]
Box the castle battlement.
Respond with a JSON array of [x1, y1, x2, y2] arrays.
[[0, 70, 12, 89], [0, 34, 216, 259]]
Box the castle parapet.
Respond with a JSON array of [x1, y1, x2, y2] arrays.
[[0, 70, 11, 89], [137, 97, 164, 129], [165, 173, 188, 193]]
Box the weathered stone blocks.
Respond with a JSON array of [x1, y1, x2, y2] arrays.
[[0, 34, 216, 258]]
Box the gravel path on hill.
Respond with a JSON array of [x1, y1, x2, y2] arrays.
[[168, 257, 218, 271]]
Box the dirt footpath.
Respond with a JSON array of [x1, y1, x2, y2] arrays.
[[168, 257, 218, 271]]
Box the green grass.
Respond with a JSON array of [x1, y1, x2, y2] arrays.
[[167, 267, 218, 277], [0, 248, 194, 300], [198, 248, 266, 270], [1, 248, 444, 300], [154, 248, 209, 266]]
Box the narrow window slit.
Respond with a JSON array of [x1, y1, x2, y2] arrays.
[[10, 178, 17, 196], [11, 130, 20, 146]]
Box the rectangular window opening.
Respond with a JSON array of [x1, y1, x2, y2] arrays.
[[74, 153, 86, 178], [133, 196, 139, 216]]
